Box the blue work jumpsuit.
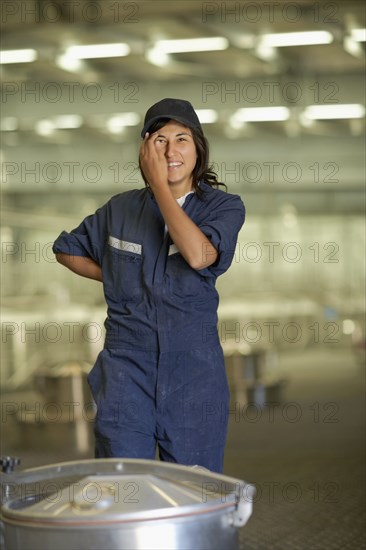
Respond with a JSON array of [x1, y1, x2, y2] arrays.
[[53, 181, 245, 472]]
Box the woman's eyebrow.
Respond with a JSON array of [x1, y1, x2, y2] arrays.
[[156, 132, 192, 138]]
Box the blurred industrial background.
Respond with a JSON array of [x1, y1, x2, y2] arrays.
[[1, 1, 365, 549]]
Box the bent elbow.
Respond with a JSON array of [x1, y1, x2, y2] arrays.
[[55, 252, 70, 266], [188, 257, 206, 270], [188, 252, 218, 271]]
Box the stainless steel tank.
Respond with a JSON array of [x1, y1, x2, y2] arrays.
[[0, 459, 255, 550]]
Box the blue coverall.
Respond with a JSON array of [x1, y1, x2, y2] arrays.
[[53, 181, 245, 472]]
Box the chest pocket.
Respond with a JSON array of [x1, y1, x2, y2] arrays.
[[103, 237, 143, 303]]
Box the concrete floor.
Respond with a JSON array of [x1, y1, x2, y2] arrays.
[[231, 346, 366, 550], [1, 344, 365, 549]]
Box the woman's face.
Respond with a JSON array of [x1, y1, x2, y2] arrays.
[[151, 120, 198, 191]]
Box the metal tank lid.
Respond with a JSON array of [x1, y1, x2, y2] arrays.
[[1, 459, 255, 527]]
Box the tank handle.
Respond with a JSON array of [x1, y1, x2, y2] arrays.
[[232, 483, 256, 527]]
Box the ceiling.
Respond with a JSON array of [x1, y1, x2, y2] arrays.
[[0, 0, 365, 214], [1, 0, 365, 77], [1, 0, 365, 128]]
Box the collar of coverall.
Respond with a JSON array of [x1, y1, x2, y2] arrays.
[[148, 180, 211, 203]]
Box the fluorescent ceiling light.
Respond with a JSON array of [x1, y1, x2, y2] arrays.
[[343, 319, 355, 335], [64, 43, 130, 59], [255, 44, 277, 61], [228, 118, 245, 130], [35, 115, 83, 136], [260, 31, 333, 47], [350, 28, 366, 42], [153, 37, 229, 53], [0, 49, 37, 64], [303, 104, 365, 120], [1, 117, 18, 131], [56, 53, 84, 72], [343, 36, 363, 58], [146, 37, 228, 66], [232, 107, 290, 122], [52, 115, 83, 128], [196, 109, 218, 123], [35, 120, 55, 136], [107, 113, 140, 133], [146, 48, 170, 67]]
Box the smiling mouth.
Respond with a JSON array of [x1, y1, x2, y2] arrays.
[[167, 162, 182, 168]]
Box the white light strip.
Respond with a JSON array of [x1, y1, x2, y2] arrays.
[[35, 120, 55, 136], [1, 117, 18, 131], [107, 113, 140, 126], [343, 36, 363, 58], [65, 43, 130, 59], [260, 31, 333, 47], [0, 49, 38, 64], [106, 113, 140, 133], [34, 115, 83, 136], [146, 48, 170, 67], [303, 104, 365, 120], [56, 54, 83, 72], [52, 115, 83, 128], [196, 109, 218, 123], [232, 107, 290, 122], [350, 28, 366, 42], [153, 37, 229, 53]]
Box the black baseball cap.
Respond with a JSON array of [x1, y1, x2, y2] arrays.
[[141, 98, 203, 138]]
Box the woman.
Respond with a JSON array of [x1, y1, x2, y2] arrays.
[[53, 98, 245, 472]]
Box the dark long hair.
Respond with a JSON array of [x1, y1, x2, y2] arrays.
[[139, 119, 226, 197]]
